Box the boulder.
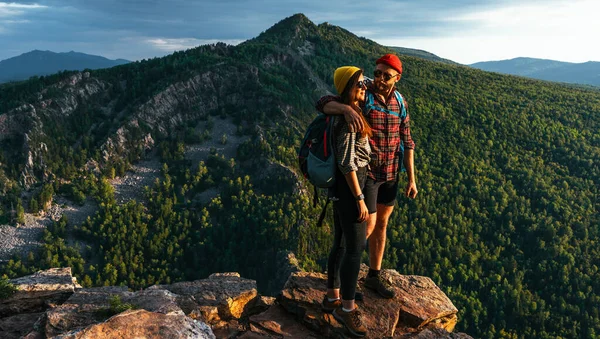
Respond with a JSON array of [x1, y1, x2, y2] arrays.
[[279, 266, 469, 338], [159, 272, 258, 321], [45, 286, 131, 337], [0, 312, 44, 339], [56, 309, 215, 339], [126, 288, 183, 315], [0, 268, 79, 317], [247, 304, 319, 338], [211, 318, 245, 339], [379, 268, 459, 332]]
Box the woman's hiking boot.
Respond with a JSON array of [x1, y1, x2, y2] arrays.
[[321, 296, 342, 313], [332, 306, 367, 337]]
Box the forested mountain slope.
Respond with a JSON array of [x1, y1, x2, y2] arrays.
[[388, 46, 459, 65], [0, 13, 599, 339]]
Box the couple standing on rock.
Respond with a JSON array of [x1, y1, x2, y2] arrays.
[[317, 53, 418, 337]]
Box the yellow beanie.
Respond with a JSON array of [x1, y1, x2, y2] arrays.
[[334, 66, 361, 95]]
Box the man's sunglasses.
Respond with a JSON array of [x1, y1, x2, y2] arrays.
[[374, 70, 400, 81]]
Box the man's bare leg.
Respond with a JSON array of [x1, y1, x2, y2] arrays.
[[364, 204, 396, 298], [366, 212, 377, 239], [368, 204, 394, 270]]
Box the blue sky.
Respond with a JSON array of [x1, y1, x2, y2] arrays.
[[1, 0, 598, 64]]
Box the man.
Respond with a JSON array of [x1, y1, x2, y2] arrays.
[[316, 54, 418, 298]]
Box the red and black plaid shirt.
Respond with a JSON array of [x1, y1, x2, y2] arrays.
[[316, 88, 415, 182]]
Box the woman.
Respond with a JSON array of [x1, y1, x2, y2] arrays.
[[321, 66, 372, 337]]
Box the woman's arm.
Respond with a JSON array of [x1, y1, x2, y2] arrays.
[[343, 171, 368, 222], [335, 119, 369, 222]]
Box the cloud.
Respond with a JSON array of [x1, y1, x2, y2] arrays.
[[3, 19, 30, 23], [392, 0, 600, 63], [0, 0, 598, 64], [0, 2, 47, 18], [443, 0, 599, 35], [0, 2, 47, 37]]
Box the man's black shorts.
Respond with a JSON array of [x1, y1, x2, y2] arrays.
[[364, 177, 398, 214]]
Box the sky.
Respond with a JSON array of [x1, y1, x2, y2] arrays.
[[1, 0, 599, 64]]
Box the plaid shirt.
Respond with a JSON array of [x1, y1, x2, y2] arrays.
[[333, 116, 371, 175], [316, 88, 415, 182]]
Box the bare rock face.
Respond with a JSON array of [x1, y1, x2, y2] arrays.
[[395, 327, 475, 338], [45, 286, 132, 337], [159, 272, 258, 321], [1, 74, 111, 188], [0, 312, 44, 339], [272, 251, 301, 294], [386, 269, 458, 332], [0, 268, 79, 339], [126, 288, 184, 315], [2, 265, 472, 338], [44, 284, 218, 338], [57, 309, 215, 339], [279, 267, 470, 339], [247, 304, 319, 338], [0, 268, 79, 317]]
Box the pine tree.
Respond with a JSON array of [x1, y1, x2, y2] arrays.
[[29, 198, 39, 214], [15, 200, 25, 225]]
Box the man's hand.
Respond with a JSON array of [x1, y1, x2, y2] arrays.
[[343, 105, 364, 132], [405, 181, 418, 199], [321, 100, 364, 132]]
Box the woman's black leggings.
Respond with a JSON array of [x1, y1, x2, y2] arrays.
[[327, 166, 367, 300]]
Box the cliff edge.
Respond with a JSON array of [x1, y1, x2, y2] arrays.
[[0, 267, 472, 338]]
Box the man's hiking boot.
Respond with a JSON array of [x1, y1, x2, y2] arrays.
[[321, 296, 342, 313], [333, 307, 367, 337], [354, 290, 363, 301], [364, 275, 396, 299]]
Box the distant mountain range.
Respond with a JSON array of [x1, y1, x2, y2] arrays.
[[0, 50, 130, 83], [470, 57, 600, 87]]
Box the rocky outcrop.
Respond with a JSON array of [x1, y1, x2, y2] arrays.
[[1, 267, 473, 339], [155, 272, 258, 322], [272, 251, 301, 294], [58, 309, 215, 339], [0, 268, 79, 317], [44, 286, 133, 337], [0, 268, 80, 339], [279, 266, 462, 338]]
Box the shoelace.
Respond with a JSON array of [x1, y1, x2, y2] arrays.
[[351, 309, 363, 327], [378, 275, 392, 288]]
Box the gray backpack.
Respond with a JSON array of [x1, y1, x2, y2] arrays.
[[298, 114, 337, 226]]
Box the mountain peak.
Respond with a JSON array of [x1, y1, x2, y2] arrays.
[[251, 13, 317, 46], [275, 13, 312, 27]]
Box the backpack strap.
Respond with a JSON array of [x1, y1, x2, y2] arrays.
[[365, 90, 408, 173], [316, 197, 330, 227], [364, 90, 407, 120]]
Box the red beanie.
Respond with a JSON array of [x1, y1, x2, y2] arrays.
[[376, 54, 402, 74]]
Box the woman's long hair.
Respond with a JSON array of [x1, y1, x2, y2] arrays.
[[340, 70, 372, 138]]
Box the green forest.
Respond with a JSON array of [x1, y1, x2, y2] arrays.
[[1, 14, 599, 339]]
